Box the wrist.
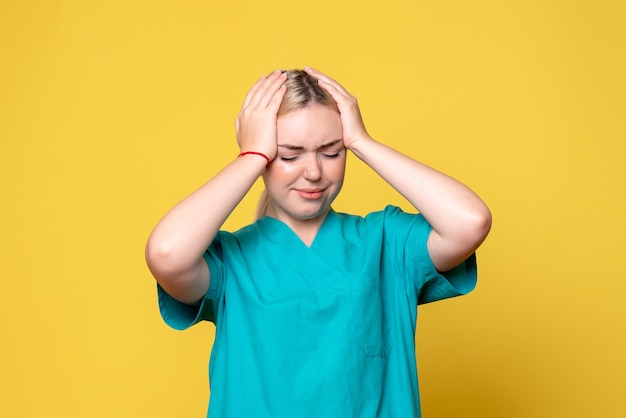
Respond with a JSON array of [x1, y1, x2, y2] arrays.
[[346, 133, 374, 155], [238, 151, 272, 167]]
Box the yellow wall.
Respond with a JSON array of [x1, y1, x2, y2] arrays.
[[2, 1, 624, 416]]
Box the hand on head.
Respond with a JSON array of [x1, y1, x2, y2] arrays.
[[236, 70, 288, 162], [235, 67, 371, 163], [303, 67, 370, 150]]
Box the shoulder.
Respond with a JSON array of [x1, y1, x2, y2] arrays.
[[329, 205, 429, 242], [334, 205, 427, 228], [332, 205, 399, 223], [208, 221, 263, 255]]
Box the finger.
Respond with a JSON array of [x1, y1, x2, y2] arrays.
[[304, 66, 334, 81], [267, 83, 287, 113], [242, 75, 268, 109], [241, 70, 283, 109], [304, 66, 351, 97], [256, 70, 287, 109], [246, 70, 286, 110], [315, 77, 353, 107]]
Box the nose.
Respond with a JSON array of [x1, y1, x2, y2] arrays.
[[302, 154, 322, 182]]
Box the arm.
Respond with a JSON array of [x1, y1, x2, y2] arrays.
[[145, 71, 287, 304], [306, 67, 491, 272]]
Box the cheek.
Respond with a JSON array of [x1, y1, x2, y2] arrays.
[[273, 164, 301, 179], [327, 157, 347, 180], [265, 164, 299, 185], [279, 164, 302, 175]]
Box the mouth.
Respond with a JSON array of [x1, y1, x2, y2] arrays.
[[294, 187, 326, 200]]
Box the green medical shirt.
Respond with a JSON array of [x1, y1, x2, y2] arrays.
[[158, 205, 477, 417]]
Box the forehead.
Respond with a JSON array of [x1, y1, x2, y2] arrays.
[[276, 105, 342, 147]]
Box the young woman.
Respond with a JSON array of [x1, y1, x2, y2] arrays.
[[145, 67, 491, 417]]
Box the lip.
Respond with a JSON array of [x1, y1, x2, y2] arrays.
[[295, 187, 326, 200]]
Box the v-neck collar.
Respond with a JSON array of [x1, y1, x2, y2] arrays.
[[257, 209, 337, 250], [254, 209, 363, 276]]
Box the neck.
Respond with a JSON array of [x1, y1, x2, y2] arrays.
[[293, 219, 325, 247], [266, 209, 331, 247]]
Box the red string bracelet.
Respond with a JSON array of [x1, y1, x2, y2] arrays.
[[238, 151, 271, 167]]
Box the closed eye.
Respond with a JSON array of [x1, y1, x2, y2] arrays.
[[279, 150, 342, 161], [322, 151, 342, 158]]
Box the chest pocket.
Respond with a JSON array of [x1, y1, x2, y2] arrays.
[[350, 278, 393, 358]]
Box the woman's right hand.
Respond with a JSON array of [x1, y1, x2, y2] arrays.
[[146, 71, 288, 305], [236, 70, 288, 161]]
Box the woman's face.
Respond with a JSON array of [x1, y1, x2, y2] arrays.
[[263, 104, 346, 226]]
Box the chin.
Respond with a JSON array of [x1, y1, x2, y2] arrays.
[[291, 205, 330, 221]]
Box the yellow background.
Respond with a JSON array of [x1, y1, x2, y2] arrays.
[[1, 0, 625, 416]]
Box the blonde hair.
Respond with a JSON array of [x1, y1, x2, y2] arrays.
[[277, 70, 338, 116], [255, 69, 338, 220]]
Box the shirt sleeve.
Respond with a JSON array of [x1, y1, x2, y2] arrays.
[[415, 250, 477, 305], [380, 205, 478, 305], [156, 233, 226, 330]]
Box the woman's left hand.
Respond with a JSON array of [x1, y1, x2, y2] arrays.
[[304, 67, 371, 150]]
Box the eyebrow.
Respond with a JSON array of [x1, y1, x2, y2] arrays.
[[278, 139, 343, 151]]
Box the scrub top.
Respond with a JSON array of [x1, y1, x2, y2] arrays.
[[158, 205, 477, 418]]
